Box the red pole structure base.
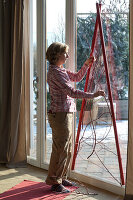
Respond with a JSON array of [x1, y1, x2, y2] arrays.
[[96, 3, 125, 185], [71, 3, 125, 186]]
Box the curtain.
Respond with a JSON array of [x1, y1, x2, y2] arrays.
[[124, 0, 133, 199], [0, 0, 12, 163], [23, 0, 30, 159], [0, 1, 3, 130], [0, 0, 30, 167]]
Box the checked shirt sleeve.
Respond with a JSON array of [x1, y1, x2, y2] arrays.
[[66, 64, 89, 82], [55, 68, 93, 99]]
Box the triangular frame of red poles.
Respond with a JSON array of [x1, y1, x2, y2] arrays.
[[71, 3, 125, 186]]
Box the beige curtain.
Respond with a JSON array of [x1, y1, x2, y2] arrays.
[[23, 0, 30, 159], [0, 0, 30, 167], [124, 0, 133, 199]]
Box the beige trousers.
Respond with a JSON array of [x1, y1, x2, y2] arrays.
[[45, 112, 73, 185]]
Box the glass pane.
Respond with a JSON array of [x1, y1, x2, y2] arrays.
[[30, 0, 37, 159], [75, 0, 129, 186], [45, 0, 66, 163]]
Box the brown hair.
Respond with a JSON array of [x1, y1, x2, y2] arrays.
[[46, 42, 69, 65]]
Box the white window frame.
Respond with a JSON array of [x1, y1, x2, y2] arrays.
[[28, 0, 46, 168]]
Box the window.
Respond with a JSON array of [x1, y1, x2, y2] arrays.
[[74, 0, 129, 187], [45, 0, 66, 164], [28, 0, 129, 194], [29, 0, 37, 160]]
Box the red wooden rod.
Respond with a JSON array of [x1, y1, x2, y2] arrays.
[[96, 3, 125, 185], [71, 6, 100, 170]]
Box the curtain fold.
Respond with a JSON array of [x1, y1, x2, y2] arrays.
[[0, 0, 30, 167], [0, 0, 12, 163], [0, 1, 3, 144], [124, 0, 133, 199], [7, 0, 24, 165], [22, 0, 30, 159]]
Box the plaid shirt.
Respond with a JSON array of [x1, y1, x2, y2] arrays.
[[47, 64, 92, 112]]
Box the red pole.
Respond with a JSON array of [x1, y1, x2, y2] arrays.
[[96, 3, 125, 185], [71, 7, 100, 170]]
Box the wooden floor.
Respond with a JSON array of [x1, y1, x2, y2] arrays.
[[0, 164, 124, 200]]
